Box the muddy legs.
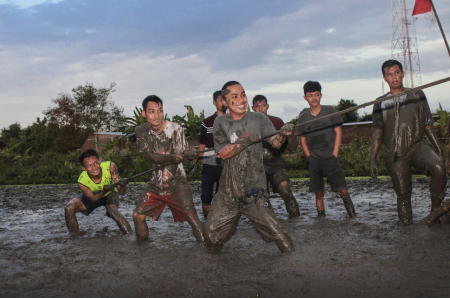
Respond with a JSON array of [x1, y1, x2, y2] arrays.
[[133, 212, 149, 241], [397, 192, 413, 225], [107, 205, 132, 234], [277, 181, 300, 217], [315, 191, 325, 216], [186, 214, 205, 242], [338, 190, 356, 217], [202, 205, 211, 220], [64, 198, 87, 233], [275, 236, 295, 253]]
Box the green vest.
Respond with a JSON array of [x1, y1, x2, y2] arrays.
[[78, 161, 117, 196]]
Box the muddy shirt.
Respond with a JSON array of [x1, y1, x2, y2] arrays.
[[372, 89, 433, 162], [294, 105, 343, 159], [263, 115, 288, 169], [135, 121, 189, 196], [213, 112, 276, 198]]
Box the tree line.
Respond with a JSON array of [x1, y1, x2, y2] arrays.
[[1, 81, 372, 158]]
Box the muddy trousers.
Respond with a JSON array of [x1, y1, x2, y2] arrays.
[[204, 189, 294, 253], [386, 142, 447, 224]]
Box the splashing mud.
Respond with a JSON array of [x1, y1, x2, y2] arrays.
[[1, 178, 450, 297]]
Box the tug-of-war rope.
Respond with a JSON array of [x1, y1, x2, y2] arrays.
[[113, 76, 450, 224]]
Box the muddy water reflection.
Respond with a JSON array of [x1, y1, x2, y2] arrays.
[[1, 178, 450, 297]]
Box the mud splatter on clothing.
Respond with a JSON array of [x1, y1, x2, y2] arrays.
[[373, 89, 433, 162], [135, 121, 189, 196], [213, 112, 276, 198]]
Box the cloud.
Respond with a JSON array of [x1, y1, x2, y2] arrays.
[[0, 0, 449, 129]]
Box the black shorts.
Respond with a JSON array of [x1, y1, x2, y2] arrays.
[[80, 191, 120, 216], [265, 164, 289, 192], [308, 155, 347, 192]]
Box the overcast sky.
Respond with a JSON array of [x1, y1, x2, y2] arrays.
[[1, 0, 449, 130]]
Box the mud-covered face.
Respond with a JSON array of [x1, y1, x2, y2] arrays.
[[224, 84, 247, 119], [252, 100, 269, 115], [142, 102, 164, 130], [304, 91, 322, 109], [82, 156, 102, 177], [383, 64, 404, 91]]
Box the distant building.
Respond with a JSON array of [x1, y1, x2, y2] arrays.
[[80, 132, 128, 152]]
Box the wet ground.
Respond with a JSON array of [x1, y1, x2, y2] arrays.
[[1, 177, 450, 297]]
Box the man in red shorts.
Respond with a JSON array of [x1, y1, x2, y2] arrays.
[[132, 95, 204, 241]]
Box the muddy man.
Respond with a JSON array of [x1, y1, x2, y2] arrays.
[[65, 149, 132, 234], [370, 59, 447, 224], [204, 81, 295, 253], [132, 95, 204, 242], [252, 94, 300, 217]]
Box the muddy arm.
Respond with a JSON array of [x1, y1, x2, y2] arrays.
[[77, 183, 108, 202], [218, 132, 263, 160], [425, 125, 445, 160], [370, 128, 383, 179], [110, 162, 127, 195], [135, 125, 183, 164], [268, 134, 286, 149], [218, 143, 247, 160]]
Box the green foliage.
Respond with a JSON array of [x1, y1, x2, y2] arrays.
[[433, 103, 449, 139], [171, 105, 204, 137], [94, 136, 124, 156], [124, 107, 145, 136], [44, 82, 126, 132], [336, 99, 359, 123]]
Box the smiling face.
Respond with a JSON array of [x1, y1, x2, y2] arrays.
[[383, 64, 404, 93], [223, 84, 247, 119], [82, 156, 102, 178], [252, 100, 269, 115], [142, 101, 164, 130], [304, 91, 322, 109]]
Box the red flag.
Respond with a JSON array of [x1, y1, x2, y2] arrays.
[[412, 0, 432, 16]]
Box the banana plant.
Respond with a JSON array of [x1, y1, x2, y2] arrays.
[[172, 105, 204, 137], [433, 103, 449, 138], [94, 136, 123, 156], [123, 107, 146, 136]]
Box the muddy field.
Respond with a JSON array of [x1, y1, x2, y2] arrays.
[[1, 178, 450, 297]]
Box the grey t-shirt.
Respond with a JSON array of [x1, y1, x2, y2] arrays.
[[294, 105, 343, 159], [372, 89, 432, 162], [213, 112, 277, 198]]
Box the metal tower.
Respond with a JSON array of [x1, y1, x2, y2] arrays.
[[391, 0, 422, 88]]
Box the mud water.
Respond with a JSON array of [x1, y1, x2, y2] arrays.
[[1, 178, 450, 297]]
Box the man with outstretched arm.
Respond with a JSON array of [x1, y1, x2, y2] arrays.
[[252, 94, 300, 217], [204, 81, 295, 253], [132, 95, 204, 241], [196, 90, 226, 219], [294, 81, 356, 218], [65, 149, 132, 234], [370, 59, 447, 224]]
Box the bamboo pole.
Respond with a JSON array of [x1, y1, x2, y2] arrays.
[[430, 0, 450, 58]]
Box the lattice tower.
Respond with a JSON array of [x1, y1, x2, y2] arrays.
[[391, 0, 422, 87]]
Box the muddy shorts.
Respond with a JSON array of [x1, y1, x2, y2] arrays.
[[265, 164, 289, 192], [308, 155, 347, 192], [134, 187, 198, 222], [386, 141, 447, 196], [80, 191, 120, 216], [204, 188, 291, 247]]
